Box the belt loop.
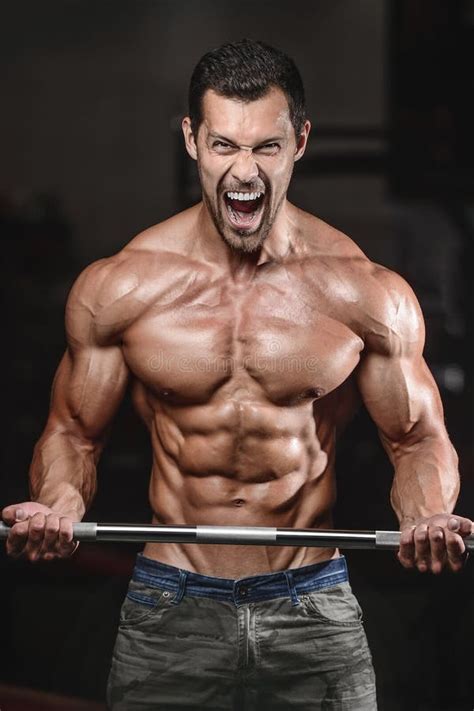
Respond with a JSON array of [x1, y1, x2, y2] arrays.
[[284, 570, 300, 606], [173, 569, 188, 604]]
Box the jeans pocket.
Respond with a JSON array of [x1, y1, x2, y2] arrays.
[[300, 582, 363, 627], [119, 579, 175, 627]]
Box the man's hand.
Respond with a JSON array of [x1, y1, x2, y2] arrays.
[[398, 514, 473, 574], [1, 502, 79, 562]]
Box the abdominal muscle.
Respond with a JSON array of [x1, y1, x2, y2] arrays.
[[141, 399, 340, 578]]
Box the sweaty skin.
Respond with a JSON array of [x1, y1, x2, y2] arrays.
[[3, 88, 471, 575]]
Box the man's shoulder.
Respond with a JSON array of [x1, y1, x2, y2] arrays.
[[349, 261, 424, 350], [65, 207, 205, 344], [295, 208, 416, 296], [70, 207, 199, 307], [293, 208, 423, 342], [67, 252, 140, 315]]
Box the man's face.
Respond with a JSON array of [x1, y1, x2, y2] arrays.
[[183, 88, 310, 253]]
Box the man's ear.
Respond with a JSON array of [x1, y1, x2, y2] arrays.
[[182, 117, 198, 160], [294, 119, 311, 162]]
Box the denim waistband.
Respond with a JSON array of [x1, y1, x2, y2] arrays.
[[132, 554, 349, 607]]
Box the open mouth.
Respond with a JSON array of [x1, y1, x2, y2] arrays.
[[223, 190, 265, 232]]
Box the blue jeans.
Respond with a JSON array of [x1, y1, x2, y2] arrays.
[[107, 554, 377, 710]]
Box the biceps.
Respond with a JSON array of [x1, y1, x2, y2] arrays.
[[49, 346, 129, 440], [356, 352, 445, 443]]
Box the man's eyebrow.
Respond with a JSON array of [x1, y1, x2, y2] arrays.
[[208, 133, 238, 145], [208, 132, 285, 146], [255, 136, 285, 145]]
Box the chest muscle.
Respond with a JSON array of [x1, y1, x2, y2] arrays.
[[122, 277, 363, 405]]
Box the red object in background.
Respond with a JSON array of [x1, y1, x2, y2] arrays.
[[0, 684, 106, 710]]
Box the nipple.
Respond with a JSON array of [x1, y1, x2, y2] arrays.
[[303, 387, 325, 399]]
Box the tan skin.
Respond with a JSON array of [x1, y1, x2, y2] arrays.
[[2, 88, 472, 576]]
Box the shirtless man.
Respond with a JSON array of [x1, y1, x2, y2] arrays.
[[2, 39, 472, 711]]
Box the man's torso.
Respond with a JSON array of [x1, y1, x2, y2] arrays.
[[91, 204, 391, 576]]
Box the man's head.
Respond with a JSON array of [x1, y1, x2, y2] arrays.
[[182, 39, 311, 253], [188, 39, 306, 142]]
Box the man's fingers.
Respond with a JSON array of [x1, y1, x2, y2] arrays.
[[428, 526, 446, 574], [23, 513, 47, 561], [41, 514, 60, 552], [3, 504, 79, 561], [34, 515, 76, 558], [5, 520, 30, 557], [398, 527, 416, 568], [2, 504, 28, 525], [413, 524, 431, 572], [398, 515, 471, 573], [446, 516, 473, 536], [445, 530, 466, 572], [2, 502, 53, 524], [58, 517, 77, 555]]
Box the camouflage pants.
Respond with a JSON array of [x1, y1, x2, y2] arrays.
[[107, 555, 377, 710]]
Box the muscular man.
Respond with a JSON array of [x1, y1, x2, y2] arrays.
[[2, 40, 472, 710]]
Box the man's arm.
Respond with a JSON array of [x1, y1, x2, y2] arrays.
[[356, 267, 471, 573], [2, 259, 129, 561]]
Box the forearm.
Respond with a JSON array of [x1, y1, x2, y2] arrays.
[[388, 434, 460, 526], [29, 427, 102, 521]]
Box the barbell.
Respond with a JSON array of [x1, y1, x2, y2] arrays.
[[1, 521, 473, 550]]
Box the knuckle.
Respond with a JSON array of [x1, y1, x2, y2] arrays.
[[429, 528, 444, 543], [10, 525, 27, 540], [30, 518, 44, 532], [31, 511, 45, 522], [45, 521, 60, 535]]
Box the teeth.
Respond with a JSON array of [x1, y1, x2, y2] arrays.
[[226, 191, 262, 200]]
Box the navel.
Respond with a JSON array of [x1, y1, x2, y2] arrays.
[[158, 387, 175, 399]]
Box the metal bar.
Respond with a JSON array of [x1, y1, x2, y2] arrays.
[[1, 522, 473, 551]]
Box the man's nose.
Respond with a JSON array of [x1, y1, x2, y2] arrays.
[[231, 149, 259, 184]]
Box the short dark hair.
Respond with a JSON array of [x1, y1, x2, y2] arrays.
[[188, 39, 306, 140]]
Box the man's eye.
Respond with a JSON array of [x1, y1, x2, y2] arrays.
[[213, 141, 234, 150], [256, 143, 280, 154]]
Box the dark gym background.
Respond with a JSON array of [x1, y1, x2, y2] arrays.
[[1, 1, 473, 709]]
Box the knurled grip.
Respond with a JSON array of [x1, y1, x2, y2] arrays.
[[72, 522, 98, 541], [375, 530, 401, 549]]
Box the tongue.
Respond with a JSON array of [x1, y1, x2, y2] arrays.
[[229, 198, 259, 213]]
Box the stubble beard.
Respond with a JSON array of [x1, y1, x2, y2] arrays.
[[202, 186, 283, 255]]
